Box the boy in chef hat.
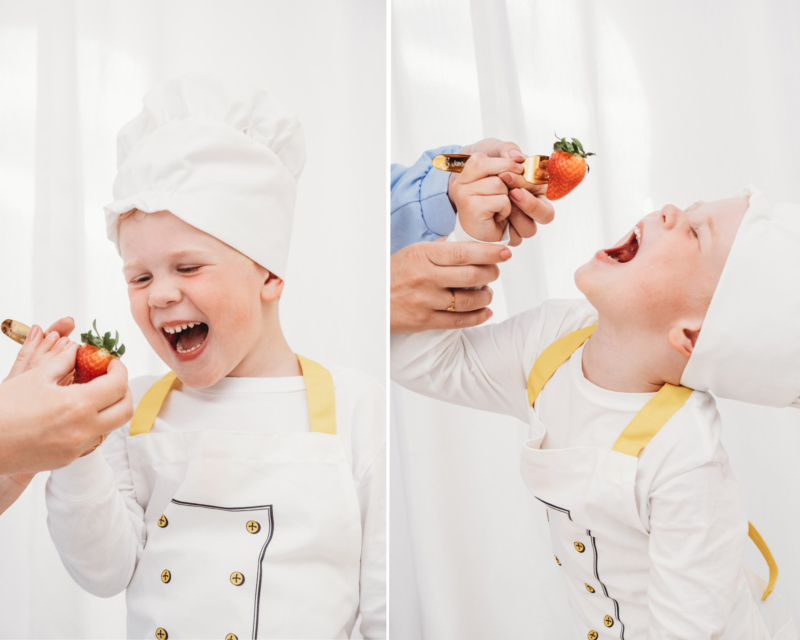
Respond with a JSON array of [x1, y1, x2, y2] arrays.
[[392, 150, 797, 638], [45, 73, 385, 640]]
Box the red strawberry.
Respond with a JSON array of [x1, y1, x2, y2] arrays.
[[546, 136, 595, 201], [73, 320, 125, 384]]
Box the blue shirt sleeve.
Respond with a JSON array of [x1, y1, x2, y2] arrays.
[[390, 145, 461, 254]]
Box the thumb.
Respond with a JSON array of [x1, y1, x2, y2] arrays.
[[497, 141, 524, 160], [42, 342, 78, 382]]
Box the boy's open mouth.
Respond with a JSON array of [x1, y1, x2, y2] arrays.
[[162, 322, 209, 354], [602, 224, 641, 263]]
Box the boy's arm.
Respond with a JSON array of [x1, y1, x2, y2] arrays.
[[45, 420, 145, 597], [646, 462, 767, 637], [357, 441, 386, 638], [392, 306, 552, 423]]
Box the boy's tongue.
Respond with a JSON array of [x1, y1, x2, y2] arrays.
[[177, 323, 208, 351]]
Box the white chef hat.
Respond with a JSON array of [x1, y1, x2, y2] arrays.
[[681, 185, 800, 407], [104, 72, 305, 278]]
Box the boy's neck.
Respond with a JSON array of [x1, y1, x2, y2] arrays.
[[227, 313, 301, 378], [581, 320, 676, 394]]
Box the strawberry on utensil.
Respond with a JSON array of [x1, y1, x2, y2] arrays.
[[74, 320, 125, 384], [546, 136, 595, 201]]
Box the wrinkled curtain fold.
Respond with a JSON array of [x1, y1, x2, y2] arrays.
[[391, 1, 800, 638]]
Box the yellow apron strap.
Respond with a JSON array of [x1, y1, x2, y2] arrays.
[[748, 522, 778, 600], [296, 354, 337, 435], [611, 384, 694, 456], [527, 324, 597, 406], [129, 371, 179, 436]]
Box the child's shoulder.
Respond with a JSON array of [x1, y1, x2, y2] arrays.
[[328, 365, 385, 401], [648, 389, 729, 475], [516, 298, 598, 363], [326, 365, 386, 479]]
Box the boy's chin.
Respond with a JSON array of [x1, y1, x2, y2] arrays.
[[171, 364, 226, 389]]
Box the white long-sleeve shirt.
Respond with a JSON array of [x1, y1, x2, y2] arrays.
[[46, 366, 386, 639], [391, 298, 792, 638]]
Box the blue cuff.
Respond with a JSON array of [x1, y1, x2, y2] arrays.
[[419, 166, 456, 236]]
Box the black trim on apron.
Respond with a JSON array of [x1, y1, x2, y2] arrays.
[[588, 529, 625, 640], [169, 499, 274, 639]]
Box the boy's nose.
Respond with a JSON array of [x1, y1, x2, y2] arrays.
[[659, 204, 685, 230], [148, 282, 182, 308]]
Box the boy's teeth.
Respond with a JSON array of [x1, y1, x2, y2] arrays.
[[176, 339, 203, 353]]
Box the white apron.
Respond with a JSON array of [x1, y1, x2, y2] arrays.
[[123, 355, 362, 640], [521, 326, 793, 639]]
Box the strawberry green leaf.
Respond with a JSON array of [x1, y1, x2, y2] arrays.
[[117, 344, 125, 358]]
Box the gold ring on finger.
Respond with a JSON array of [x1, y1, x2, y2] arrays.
[[446, 290, 456, 312], [92, 433, 105, 452]]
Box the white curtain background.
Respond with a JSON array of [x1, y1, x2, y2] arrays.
[[0, 0, 385, 637], [391, 0, 800, 638]]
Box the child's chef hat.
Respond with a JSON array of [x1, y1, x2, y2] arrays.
[[681, 185, 800, 408], [104, 73, 304, 278]]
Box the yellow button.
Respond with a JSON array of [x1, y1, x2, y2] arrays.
[[230, 571, 245, 586], [157, 515, 168, 528], [588, 631, 598, 640], [155, 629, 168, 640], [574, 541, 585, 553], [246, 520, 261, 534], [160, 570, 171, 584], [585, 583, 595, 593], [225, 635, 238, 640], [604, 615, 614, 628], [555, 555, 561, 566]]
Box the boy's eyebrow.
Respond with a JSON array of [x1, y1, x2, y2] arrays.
[[122, 249, 217, 271]]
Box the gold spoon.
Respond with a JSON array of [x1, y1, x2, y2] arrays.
[[1, 319, 30, 345], [432, 153, 550, 185]]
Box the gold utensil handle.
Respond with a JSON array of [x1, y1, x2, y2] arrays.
[[431, 154, 471, 173], [1, 319, 30, 345], [432, 153, 550, 185]]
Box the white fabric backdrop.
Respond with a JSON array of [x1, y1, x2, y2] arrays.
[[0, 0, 385, 637], [391, 0, 800, 637]]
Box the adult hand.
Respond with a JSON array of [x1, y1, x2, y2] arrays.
[[0, 344, 133, 477], [449, 138, 555, 246], [391, 240, 511, 334], [3, 317, 77, 383]]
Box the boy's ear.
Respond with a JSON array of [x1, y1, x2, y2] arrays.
[[668, 323, 701, 358], [260, 271, 284, 302]]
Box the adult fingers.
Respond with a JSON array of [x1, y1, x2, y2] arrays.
[[437, 287, 494, 313], [428, 308, 494, 330], [508, 225, 522, 247], [427, 241, 511, 267], [508, 207, 539, 239], [75, 357, 129, 411], [437, 264, 501, 289], [44, 317, 75, 339], [477, 194, 512, 222], [509, 188, 555, 225], [461, 154, 522, 184], [496, 141, 525, 159], [499, 172, 549, 196], [5, 325, 45, 380]]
